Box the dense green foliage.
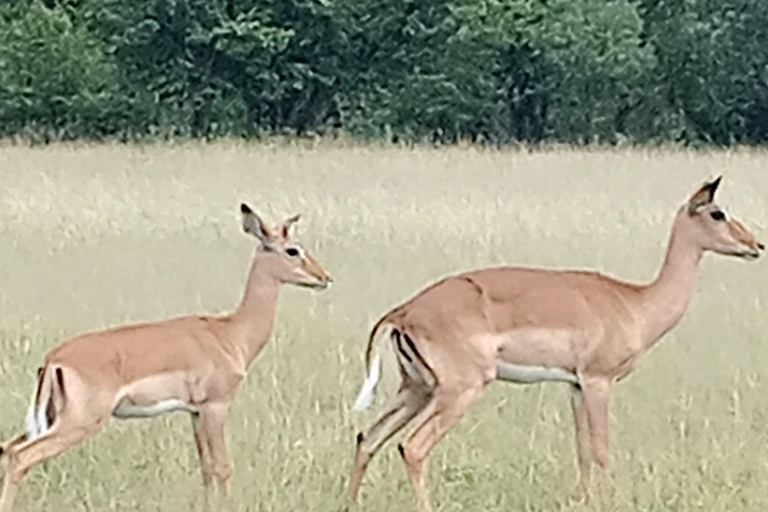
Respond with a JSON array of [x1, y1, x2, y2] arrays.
[[0, 0, 766, 144]]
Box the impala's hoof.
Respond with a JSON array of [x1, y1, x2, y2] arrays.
[[340, 498, 359, 512]]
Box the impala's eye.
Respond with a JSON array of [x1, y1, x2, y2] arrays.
[[286, 247, 300, 257], [710, 211, 726, 221]]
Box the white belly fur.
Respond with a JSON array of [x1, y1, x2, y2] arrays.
[[112, 371, 198, 419], [496, 362, 579, 385], [113, 398, 198, 419]]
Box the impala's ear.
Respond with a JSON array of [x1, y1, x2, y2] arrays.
[[281, 214, 300, 238], [687, 176, 722, 215], [241, 203, 274, 245]]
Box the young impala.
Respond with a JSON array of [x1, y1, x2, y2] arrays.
[[0, 204, 331, 512], [348, 177, 763, 511]]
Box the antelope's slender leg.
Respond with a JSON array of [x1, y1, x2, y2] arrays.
[[192, 412, 214, 492], [583, 377, 612, 509], [398, 384, 486, 512], [571, 383, 592, 502], [348, 386, 431, 502], [197, 403, 231, 496], [0, 415, 109, 512], [0, 436, 26, 480]]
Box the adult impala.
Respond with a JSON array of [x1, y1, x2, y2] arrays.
[[348, 177, 763, 511], [0, 204, 331, 512]]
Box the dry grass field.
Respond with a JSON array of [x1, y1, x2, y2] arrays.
[[1, 141, 767, 511]]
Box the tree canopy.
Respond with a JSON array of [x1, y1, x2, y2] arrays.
[[1, 0, 766, 145]]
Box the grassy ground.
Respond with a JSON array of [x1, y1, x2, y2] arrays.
[[1, 141, 767, 511]]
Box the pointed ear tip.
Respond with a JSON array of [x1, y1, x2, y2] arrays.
[[240, 203, 252, 214]]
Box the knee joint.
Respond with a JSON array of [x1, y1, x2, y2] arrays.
[[592, 449, 609, 469], [397, 442, 422, 467], [212, 463, 231, 481], [413, 382, 434, 401], [7, 465, 27, 485], [355, 432, 378, 459], [356, 443, 374, 462]]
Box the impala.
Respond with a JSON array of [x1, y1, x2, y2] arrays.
[[348, 177, 763, 511], [0, 204, 331, 512]]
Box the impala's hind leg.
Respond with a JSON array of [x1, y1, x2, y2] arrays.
[[0, 415, 108, 512], [348, 385, 432, 502], [0, 436, 25, 482], [348, 331, 436, 504], [0, 369, 115, 512], [397, 382, 486, 512]]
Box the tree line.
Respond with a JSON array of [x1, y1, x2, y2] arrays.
[[1, 0, 767, 145]]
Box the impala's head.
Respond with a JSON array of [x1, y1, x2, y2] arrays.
[[681, 176, 764, 260], [240, 203, 332, 289]]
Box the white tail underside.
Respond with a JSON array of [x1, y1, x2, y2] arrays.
[[354, 354, 381, 411], [25, 400, 48, 441]]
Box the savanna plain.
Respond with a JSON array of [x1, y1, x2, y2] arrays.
[[1, 142, 768, 512]]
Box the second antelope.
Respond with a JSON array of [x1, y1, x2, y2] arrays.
[[348, 177, 763, 511], [0, 204, 331, 512]]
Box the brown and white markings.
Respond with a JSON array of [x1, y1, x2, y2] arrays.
[[348, 177, 764, 512], [0, 204, 331, 512]]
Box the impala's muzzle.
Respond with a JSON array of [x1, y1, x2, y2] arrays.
[[303, 255, 332, 289], [729, 220, 764, 260], [742, 244, 764, 260]]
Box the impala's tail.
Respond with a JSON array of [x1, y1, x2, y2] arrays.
[[25, 365, 65, 440], [353, 315, 394, 411], [353, 310, 439, 411]]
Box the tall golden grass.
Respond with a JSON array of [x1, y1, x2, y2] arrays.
[[1, 141, 767, 511]]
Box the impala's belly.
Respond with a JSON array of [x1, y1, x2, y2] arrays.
[[113, 399, 198, 418], [496, 362, 580, 385], [112, 372, 197, 419], [496, 328, 579, 367], [490, 328, 583, 384]]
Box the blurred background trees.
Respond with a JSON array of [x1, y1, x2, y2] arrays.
[[1, 0, 766, 144]]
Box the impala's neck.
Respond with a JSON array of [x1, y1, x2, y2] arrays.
[[639, 212, 704, 348], [230, 255, 281, 367]]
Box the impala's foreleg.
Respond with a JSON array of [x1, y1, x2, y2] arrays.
[[192, 412, 214, 490], [582, 376, 613, 509], [571, 383, 593, 502], [196, 403, 231, 497]]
